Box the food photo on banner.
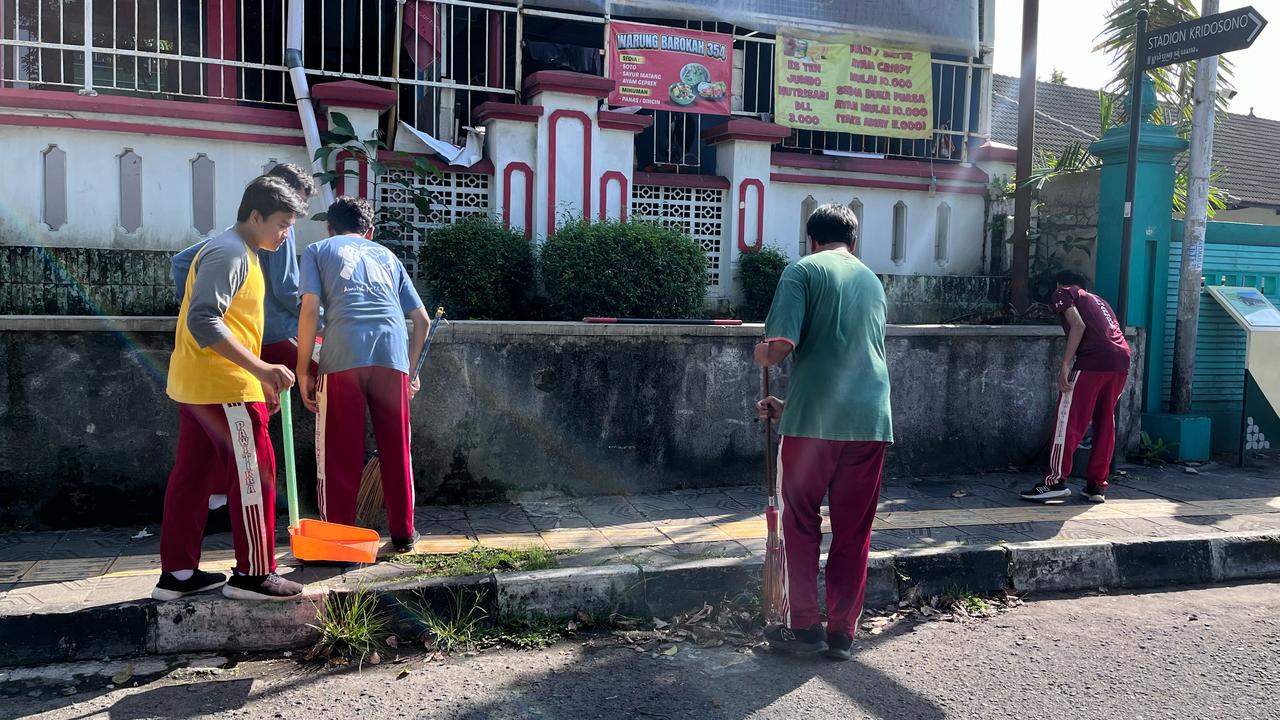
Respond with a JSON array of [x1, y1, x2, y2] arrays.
[[608, 20, 732, 116], [773, 36, 933, 139]]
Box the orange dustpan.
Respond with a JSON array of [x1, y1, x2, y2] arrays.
[[280, 391, 380, 563]]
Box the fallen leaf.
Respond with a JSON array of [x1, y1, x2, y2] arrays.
[[131, 529, 153, 540], [661, 645, 679, 656], [397, 668, 412, 680], [111, 666, 134, 686], [951, 489, 969, 498]]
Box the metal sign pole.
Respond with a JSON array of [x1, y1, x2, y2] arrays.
[[1116, 9, 1148, 331]]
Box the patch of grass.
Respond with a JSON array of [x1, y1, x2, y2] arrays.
[[484, 616, 565, 650], [309, 588, 389, 664], [935, 587, 999, 617], [400, 587, 489, 653], [397, 544, 566, 577]]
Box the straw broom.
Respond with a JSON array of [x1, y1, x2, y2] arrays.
[[760, 365, 785, 625], [355, 307, 445, 531]]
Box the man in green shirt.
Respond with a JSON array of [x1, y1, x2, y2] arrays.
[[755, 203, 892, 661]]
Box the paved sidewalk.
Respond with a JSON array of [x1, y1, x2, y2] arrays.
[[3, 461, 1278, 615]]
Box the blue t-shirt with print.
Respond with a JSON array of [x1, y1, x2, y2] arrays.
[[299, 235, 424, 375]]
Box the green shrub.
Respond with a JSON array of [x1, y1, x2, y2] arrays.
[[417, 216, 534, 320], [539, 220, 709, 319], [736, 246, 790, 321]]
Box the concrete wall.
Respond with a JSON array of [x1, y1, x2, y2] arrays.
[[766, 179, 988, 275], [1037, 169, 1101, 280], [0, 317, 1142, 529]]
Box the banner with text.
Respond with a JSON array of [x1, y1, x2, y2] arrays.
[[608, 20, 732, 116], [773, 37, 933, 139]]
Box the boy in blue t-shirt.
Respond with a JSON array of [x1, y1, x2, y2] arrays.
[[296, 196, 430, 553]]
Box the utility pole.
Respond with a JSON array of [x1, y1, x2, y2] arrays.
[[1170, 0, 1220, 414], [1010, 0, 1038, 313]]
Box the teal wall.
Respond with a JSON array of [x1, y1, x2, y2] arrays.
[[1091, 121, 1187, 413], [1158, 220, 1280, 452]]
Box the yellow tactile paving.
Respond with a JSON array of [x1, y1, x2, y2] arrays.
[[0, 561, 35, 582], [539, 529, 614, 550], [713, 518, 768, 540], [1189, 498, 1280, 514], [105, 555, 163, 578], [657, 523, 735, 545], [20, 558, 113, 583], [412, 535, 477, 554], [598, 525, 674, 548], [475, 533, 549, 551]]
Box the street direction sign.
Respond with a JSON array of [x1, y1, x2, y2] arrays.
[[1141, 6, 1268, 70]]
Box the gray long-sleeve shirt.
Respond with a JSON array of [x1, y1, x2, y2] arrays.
[[185, 228, 255, 349]]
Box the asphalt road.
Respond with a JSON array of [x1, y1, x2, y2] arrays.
[[6, 583, 1280, 720]]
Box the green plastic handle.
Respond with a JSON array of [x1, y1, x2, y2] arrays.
[[279, 388, 300, 530]]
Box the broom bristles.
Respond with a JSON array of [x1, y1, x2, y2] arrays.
[[355, 455, 387, 533], [760, 507, 785, 624]]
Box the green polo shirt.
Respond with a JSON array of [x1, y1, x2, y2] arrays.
[[763, 250, 893, 443]]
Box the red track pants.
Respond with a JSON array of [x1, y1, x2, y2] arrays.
[[161, 402, 277, 576], [1045, 370, 1128, 487], [315, 366, 415, 538], [777, 436, 887, 635]]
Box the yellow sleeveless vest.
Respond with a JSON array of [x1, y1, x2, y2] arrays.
[[166, 243, 266, 405]]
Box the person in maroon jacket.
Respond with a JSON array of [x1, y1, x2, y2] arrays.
[[1022, 271, 1131, 504]]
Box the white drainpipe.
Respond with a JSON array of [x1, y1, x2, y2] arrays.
[[286, 0, 336, 206]]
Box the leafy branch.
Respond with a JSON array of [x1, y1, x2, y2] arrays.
[[312, 112, 445, 250]]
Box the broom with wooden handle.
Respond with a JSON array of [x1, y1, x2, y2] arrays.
[[760, 364, 785, 625], [355, 307, 446, 531]]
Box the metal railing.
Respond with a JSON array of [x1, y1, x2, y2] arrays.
[[0, 0, 519, 142], [2, 2, 987, 167]]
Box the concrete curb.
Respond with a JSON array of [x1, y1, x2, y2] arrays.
[[5, 532, 1280, 667]]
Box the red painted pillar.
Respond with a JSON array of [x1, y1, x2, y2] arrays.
[[206, 0, 239, 103]]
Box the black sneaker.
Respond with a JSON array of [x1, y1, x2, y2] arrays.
[[765, 623, 828, 654], [221, 573, 304, 602], [1082, 484, 1107, 503], [203, 504, 232, 537], [826, 630, 853, 661], [391, 531, 420, 555], [151, 570, 227, 601], [1020, 481, 1071, 502]]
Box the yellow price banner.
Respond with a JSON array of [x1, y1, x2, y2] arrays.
[[773, 37, 933, 140]]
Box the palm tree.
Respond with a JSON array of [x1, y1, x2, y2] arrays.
[[1093, 0, 1235, 126]]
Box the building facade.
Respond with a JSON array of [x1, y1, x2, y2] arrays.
[[1, 1, 997, 314]]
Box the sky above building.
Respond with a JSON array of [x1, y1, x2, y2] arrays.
[[992, 0, 1280, 120]]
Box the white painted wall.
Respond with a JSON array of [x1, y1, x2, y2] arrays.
[[0, 113, 325, 251], [486, 118, 539, 236], [530, 92, 598, 238], [766, 179, 988, 275]]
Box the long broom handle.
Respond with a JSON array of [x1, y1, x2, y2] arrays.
[[280, 389, 300, 529], [411, 306, 446, 381], [762, 366, 775, 500]]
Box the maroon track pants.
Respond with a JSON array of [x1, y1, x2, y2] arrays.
[[1045, 370, 1128, 487], [315, 366, 415, 538], [777, 436, 887, 635], [161, 402, 277, 576]]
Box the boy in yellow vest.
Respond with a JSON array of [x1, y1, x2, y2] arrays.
[[153, 175, 308, 602]]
